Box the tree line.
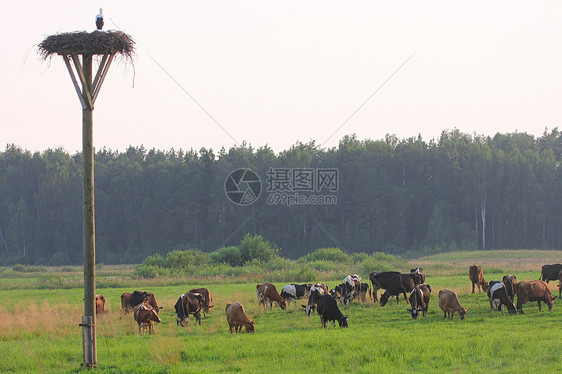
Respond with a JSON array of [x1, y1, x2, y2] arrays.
[[1, 128, 562, 265]]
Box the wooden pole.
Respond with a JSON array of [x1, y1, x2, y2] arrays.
[[81, 54, 97, 368]]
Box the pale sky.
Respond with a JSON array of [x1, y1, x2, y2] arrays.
[[1, 1, 561, 154]]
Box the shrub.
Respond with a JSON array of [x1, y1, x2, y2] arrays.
[[141, 253, 166, 268], [239, 234, 280, 264], [210, 246, 243, 267], [301, 248, 349, 263], [165, 249, 209, 268], [134, 265, 168, 278], [12, 264, 46, 273]]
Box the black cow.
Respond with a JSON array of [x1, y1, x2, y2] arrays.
[[379, 273, 421, 306], [369, 271, 401, 302], [304, 283, 329, 316], [410, 268, 426, 284], [540, 264, 562, 283], [131, 290, 149, 306], [280, 283, 312, 307], [502, 275, 517, 303], [408, 284, 431, 319], [316, 294, 348, 328], [487, 280, 516, 315], [174, 292, 204, 327]]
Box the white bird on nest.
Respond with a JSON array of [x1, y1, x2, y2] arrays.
[[95, 8, 104, 31]]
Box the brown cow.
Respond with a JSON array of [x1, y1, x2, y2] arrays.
[[514, 280, 557, 314], [438, 289, 468, 320], [121, 291, 163, 314], [133, 302, 161, 335], [502, 275, 517, 303], [256, 283, 287, 310], [469, 265, 489, 293], [95, 294, 105, 314], [226, 302, 255, 333], [188, 288, 214, 318]]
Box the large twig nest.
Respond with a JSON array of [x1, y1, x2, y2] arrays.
[[38, 31, 135, 59]]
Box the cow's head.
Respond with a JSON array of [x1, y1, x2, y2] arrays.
[[481, 281, 489, 292], [459, 307, 468, 320], [379, 293, 390, 307], [278, 299, 287, 310], [244, 320, 255, 333], [303, 304, 316, 317], [338, 316, 349, 328]]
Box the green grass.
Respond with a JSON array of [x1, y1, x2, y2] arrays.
[[0, 250, 561, 373]]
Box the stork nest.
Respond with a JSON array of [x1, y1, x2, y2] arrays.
[[38, 31, 135, 59]]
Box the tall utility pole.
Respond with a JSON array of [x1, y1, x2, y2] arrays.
[[39, 29, 133, 368]]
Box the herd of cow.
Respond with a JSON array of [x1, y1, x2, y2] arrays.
[[92, 263, 561, 334]]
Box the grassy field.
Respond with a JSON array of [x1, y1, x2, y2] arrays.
[[0, 250, 561, 373]]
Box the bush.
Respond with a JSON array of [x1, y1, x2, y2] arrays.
[[210, 246, 243, 267], [301, 248, 349, 263], [12, 264, 46, 273], [239, 234, 279, 264], [141, 253, 166, 267], [165, 249, 209, 268], [134, 265, 168, 278]]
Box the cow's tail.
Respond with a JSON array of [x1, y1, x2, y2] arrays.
[[369, 278, 374, 301]]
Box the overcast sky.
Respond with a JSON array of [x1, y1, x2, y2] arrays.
[[1, 1, 561, 154]]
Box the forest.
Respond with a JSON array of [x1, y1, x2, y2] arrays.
[[1, 128, 562, 265]]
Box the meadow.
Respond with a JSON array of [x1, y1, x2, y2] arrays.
[[0, 250, 561, 373]]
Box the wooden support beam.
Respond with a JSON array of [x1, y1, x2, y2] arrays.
[[92, 53, 115, 105], [63, 55, 87, 110], [71, 54, 94, 111]]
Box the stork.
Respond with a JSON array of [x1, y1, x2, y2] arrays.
[[95, 8, 104, 30]]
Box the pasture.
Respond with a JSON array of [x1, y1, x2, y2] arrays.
[[0, 250, 561, 373]]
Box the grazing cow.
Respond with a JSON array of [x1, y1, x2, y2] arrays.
[[369, 271, 401, 302], [502, 275, 517, 303], [379, 273, 421, 306], [438, 289, 468, 320], [188, 288, 214, 318], [280, 283, 312, 307], [338, 274, 362, 305], [226, 302, 255, 333], [121, 291, 163, 314], [514, 280, 557, 314], [408, 284, 431, 319], [410, 268, 426, 284], [133, 302, 161, 335], [357, 283, 370, 302], [95, 294, 105, 314], [256, 283, 287, 310], [174, 292, 204, 327], [469, 265, 489, 293], [304, 282, 330, 316], [540, 263, 562, 283], [487, 280, 516, 315], [316, 294, 348, 328], [559, 270, 562, 298]]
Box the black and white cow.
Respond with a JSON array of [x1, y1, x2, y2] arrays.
[[303, 282, 329, 316], [339, 274, 361, 305], [369, 271, 401, 302], [487, 280, 516, 315], [316, 294, 348, 328], [408, 284, 431, 319], [280, 283, 312, 307]]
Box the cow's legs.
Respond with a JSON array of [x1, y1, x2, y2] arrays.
[[537, 300, 542, 311], [471, 282, 475, 294]]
